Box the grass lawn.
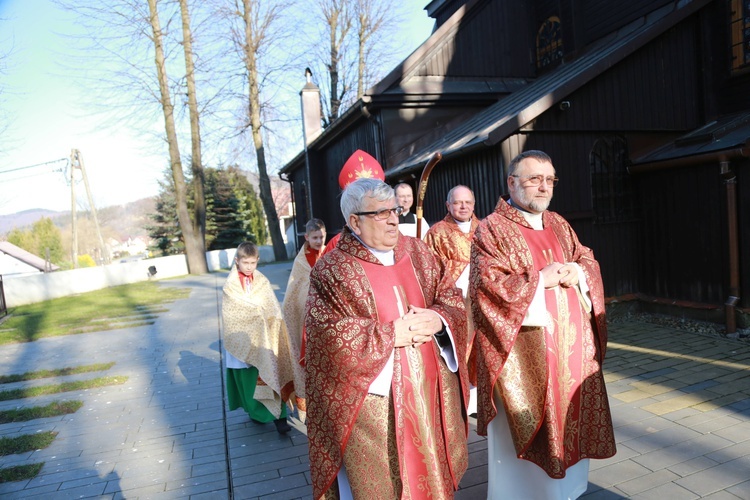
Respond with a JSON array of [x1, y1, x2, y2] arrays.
[[0, 432, 57, 456], [0, 376, 128, 402], [0, 280, 191, 484], [0, 463, 44, 484], [0, 281, 190, 344], [0, 363, 116, 384], [0, 401, 84, 424]]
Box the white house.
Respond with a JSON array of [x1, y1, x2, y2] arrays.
[[0, 241, 60, 278]]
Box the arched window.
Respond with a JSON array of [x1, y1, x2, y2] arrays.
[[536, 16, 564, 71], [729, 0, 750, 72], [589, 136, 637, 223]]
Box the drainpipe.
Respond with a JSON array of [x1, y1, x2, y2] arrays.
[[720, 161, 740, 334], [630, 145, 749, 334], [300, 69, 322, 221], [279, 172, 299, 256]]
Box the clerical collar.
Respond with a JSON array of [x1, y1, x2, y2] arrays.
[[453, 218, 472, 234], [350, 230, 395, 265], [398, 212, 415, 224], [508, 198, 543, 230]]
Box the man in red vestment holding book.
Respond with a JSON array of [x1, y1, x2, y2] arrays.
[[306, 178, 470, 499], [470, 150, 616, 499]]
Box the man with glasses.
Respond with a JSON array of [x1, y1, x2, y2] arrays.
[[305, 178, 470, 499], [424, 185, 480, 415], [322, 149, 386, 255], [470, 150, 615, 499]]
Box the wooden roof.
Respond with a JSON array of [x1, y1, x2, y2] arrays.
[[386, 0, 713, 178], [630, 111, 750, 172]]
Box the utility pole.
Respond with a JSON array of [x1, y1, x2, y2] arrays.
[[71, 149, 109, 265], [70, 149, 78, 268]]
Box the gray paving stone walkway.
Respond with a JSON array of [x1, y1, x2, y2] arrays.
[[0, 261, 748, 499]]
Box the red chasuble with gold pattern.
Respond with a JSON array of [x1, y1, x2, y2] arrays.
[[306, 228, 469, 499], [424, 214, 480, 385], [423, 213, 479, 284], [470, 197, 615, 479]]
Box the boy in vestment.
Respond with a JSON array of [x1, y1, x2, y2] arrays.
[[282, 218, 326, 423], [222, 241, 296, 434]]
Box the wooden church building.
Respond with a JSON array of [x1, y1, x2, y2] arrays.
[[280, 0, 750, 332]]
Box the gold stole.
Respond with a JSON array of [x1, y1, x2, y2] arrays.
[[517, 225, 585, 462], [359, 255, 455, 499]]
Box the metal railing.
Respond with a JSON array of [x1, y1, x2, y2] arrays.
[[0, 275, 7, 318]]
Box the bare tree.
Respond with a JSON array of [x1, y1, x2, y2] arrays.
[[54, 0, 211, 273], [354, 0, 397, 99], [146, 0, 207, 273], [308, 0, 404, 121], [178, 0, 208, 266], [226, 0, 289, 261], [317, 0, 352, 124]]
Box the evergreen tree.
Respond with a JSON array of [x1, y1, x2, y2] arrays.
[[146, 166, 268, 254], [226, 166, 267, 245], [145, 172, 184, 256], [205, 168, 248, 250]]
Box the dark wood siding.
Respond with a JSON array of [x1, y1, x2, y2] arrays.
[[532, 18, 702, 133], [739, 165, 750, 309], [636, 163, 728, 305], [721, 74, 750, 112], [291, 0, 748, 314], [581, 0, 674, 44], [419, 0, 533, 78], [418, 146, 506, 222]]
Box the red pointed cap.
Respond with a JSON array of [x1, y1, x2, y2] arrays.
[[338, 150, 385, 189]]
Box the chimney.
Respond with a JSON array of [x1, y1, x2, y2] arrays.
[[300, 68, 322, 145]]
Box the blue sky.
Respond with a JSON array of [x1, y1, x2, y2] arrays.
[[0, 0, 434, 216]]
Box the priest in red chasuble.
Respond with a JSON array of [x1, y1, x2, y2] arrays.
[[423, 185, 480, 415], [306, 178, 470, 499], [469, 150, 615, 499]]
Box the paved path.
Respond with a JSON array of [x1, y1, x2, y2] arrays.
[[0, 262, 749, 499]]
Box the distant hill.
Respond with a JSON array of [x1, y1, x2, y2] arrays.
[[0, 209, 65, 235], [0, 198, 156, 241]]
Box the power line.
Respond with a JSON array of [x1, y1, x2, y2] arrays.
[[0, 157, 68, 175], [1, 170, 67, 183]]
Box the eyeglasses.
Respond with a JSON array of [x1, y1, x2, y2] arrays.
[[510, 174, 559, 187], [354, 206, 404, 221]]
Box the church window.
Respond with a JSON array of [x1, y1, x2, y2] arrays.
[[729, 0, 750, 72], [589, 136, 637, 224], [536, 16, 564, 72]]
